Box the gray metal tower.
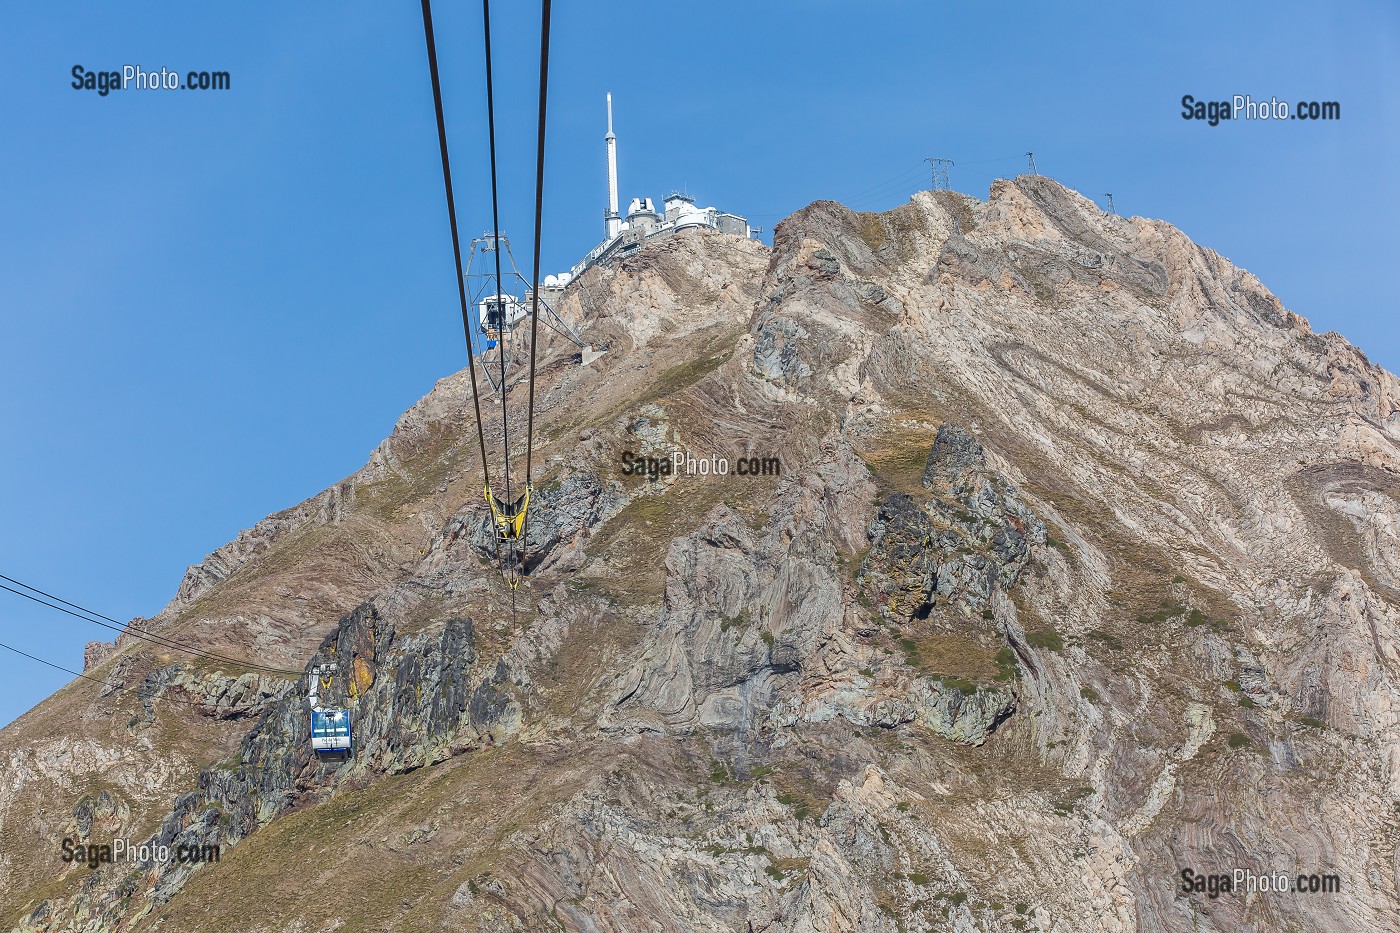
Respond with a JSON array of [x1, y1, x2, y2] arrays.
[[1025, 151, 1038, 175], [1104, 193, 1116, 215], [926, 157, 954, 191]]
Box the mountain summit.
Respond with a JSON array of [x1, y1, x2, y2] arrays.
[[5, 177, 1398, 932]]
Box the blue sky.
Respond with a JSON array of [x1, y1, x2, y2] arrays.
[[1, 1, 1396, 727]]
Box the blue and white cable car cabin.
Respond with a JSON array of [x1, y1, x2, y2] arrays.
[[310, 708, 352, 756], [307, 662, 353, 758], [479, 294, 527, 346]]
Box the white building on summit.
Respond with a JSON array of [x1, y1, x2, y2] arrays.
[[552, 93, 752, 284]]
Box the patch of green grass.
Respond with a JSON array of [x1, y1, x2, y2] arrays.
[[1137, 602, 1186, 625], [1238, 696, 1256, 708], [1185, 609, 1209, 627], [760, 631, 776, 647], [856, 214, 887, 253], [718, 610, 752, 633], [1299, 716, 1325, 729], [1086, 629, 1123, 650], [1026, 630, 1064, 652], [993, 647, 1018, 682], [898, 636, 924, 669], [1226, 732, 1252, 750], [934, 675, 977, 694], [642, 350, 733, 403], [1224, 679, 1241, 692], [775, 792, 811, 821], [1080, 686, 1099, 703], [902, 632, 1005, 685]]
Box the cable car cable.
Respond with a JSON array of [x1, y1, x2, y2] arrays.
[[522, 0, 552, 544], [419, 0, 555, 593], [480, 0, 517, 583], [0, 578, 303, 677], [0, 578, 301, 677], [0, 571, 148, 629], [418, 0, 495, 502], [0, 637, 267, 710]]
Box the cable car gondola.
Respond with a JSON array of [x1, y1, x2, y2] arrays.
[[310, 708, 353, 756], [308, 663, 353, 758], [464, 235, 591, 394]]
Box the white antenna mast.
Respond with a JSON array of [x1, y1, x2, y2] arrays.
[[605, 92, 620, 239]]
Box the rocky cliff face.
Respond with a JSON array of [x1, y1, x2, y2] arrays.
[[5, 177, 1400, 932]]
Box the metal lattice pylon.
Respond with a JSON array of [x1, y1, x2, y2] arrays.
[[926, 157, 954, 191]]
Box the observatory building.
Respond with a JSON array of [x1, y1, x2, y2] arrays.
[[544, 93, 752, 290]]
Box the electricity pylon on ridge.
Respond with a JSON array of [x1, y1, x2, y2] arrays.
[[926, 157, 954, 191]]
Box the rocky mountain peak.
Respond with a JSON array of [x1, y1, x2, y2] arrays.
[[5, 177, 1399, 932]]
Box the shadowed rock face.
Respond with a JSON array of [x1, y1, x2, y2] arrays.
[[924, 423, 986, 485], [863, 424, 1042, 625], [20, 595, 522, 931], [454, 471, 625, 573], [8, 183, 1400, 932]]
